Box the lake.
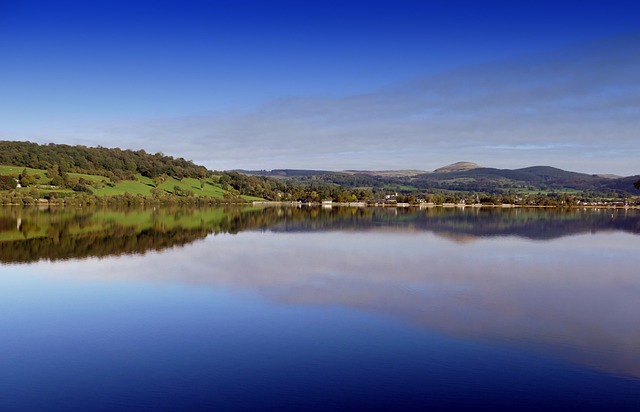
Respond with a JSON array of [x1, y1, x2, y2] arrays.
[[1, 205, 639, 411]]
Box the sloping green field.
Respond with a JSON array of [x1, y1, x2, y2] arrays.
[[1, 165, 264, 200], [0, 165, 48, 178]]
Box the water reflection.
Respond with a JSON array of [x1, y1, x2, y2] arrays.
[[1, 205, 639, 263], [19, 230, 640, 380], [2, 206, 639, 383]]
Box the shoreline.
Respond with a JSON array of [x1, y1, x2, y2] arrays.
[[251, 201, 640, 210], [1, 199, 638, 210]]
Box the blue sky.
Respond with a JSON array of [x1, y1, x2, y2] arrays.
[[1, 0, 638, 174]]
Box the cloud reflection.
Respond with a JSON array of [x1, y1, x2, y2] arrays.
[[43, 229, 640, 379]]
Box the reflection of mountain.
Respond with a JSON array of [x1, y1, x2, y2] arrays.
[[267, 207, 640, 240], [1, 206, 639, 263]]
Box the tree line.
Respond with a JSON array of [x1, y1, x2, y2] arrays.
[[0, 140, 209, 180]]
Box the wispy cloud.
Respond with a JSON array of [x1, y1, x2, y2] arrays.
[[5, 34, 639, 175], [482, 143, 587, 150]]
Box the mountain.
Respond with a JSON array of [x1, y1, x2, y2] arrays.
[[233, 169, 334, 178], [433, 162, 482, 173], [236, 169, 428, 178], [413, 165, 640, 195], [239, 163, 639, 196], [342, 170, 427, 177]]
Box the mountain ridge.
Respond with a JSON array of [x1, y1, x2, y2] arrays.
[[238, 162, 635, 179], [433, 162, 482, 173], [237, 162, 640, 196]]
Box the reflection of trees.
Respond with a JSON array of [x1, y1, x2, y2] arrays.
[[0, 207, 214, 263], [0, 206, 639, 263], [0, 227, 210, 263], [267, 207, 640, 239], [0, 206, 320, 263]]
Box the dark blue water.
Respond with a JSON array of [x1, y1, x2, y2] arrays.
[[1, 208, 639, 411]]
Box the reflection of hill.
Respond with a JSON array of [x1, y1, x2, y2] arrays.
[[0, 206, 246, 263], [268, 207, 640, 240], [0, 227, 210, 263], [1, 206, 639, 263]]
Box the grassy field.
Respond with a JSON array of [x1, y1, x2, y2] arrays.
[[0, 165, 48, 180], [1, 164, 264, 200], [515, 188, 584, 196], [383, 183, 418, 191]]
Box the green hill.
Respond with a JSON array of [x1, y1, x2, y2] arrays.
[[0, 164, 248, 202], [0, 141, 267, 203]]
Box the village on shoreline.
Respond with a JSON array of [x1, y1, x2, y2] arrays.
[[254, 200, 640, 209]]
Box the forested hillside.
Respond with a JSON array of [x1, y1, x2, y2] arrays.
[[0, 141, 244, 204], [0, 141, 378, 203], [0, 140, 209, 180]]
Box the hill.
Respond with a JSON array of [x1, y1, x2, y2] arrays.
[[342, 170, 427, 177], [239, 163, 640, 199], [234, 169, 334, 178], [0, 141, 270, 203], [433, 162, 482, 173], [412, 165, 640, 196]]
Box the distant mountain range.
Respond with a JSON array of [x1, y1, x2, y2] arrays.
[[1, 139, 636, 200], [237, 162, 640, 195]]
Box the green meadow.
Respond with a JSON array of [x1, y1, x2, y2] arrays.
[[0, 165, 264, 201]]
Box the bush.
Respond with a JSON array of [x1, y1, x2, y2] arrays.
[[20, 174, 37, 187], [50, 175, 65, 187], [0, 175, 17, 190], [72, 184, 94, 194]]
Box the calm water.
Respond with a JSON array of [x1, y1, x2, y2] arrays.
[[1, 206, 639, 411]]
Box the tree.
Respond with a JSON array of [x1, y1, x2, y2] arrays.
[[150, 187, 165, 197], [20, 174, 37, 187], [152, 174, 167, 188], [50, 175, 65, 187], [46, 164, 60, 179], [0, 175, 17, 190], [634, 180, 640, 191]]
